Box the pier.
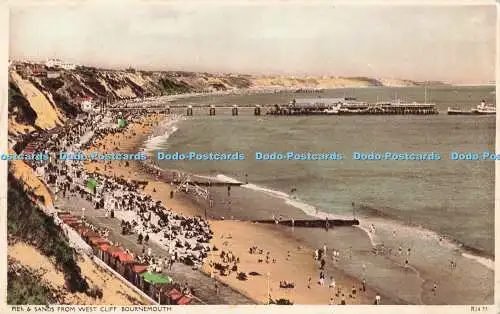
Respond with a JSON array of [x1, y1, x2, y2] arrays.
[[109, 104, 265, 115], [266, 98, 439, 115], [107, 97, 440, 116], [252, 218, 360, 228]]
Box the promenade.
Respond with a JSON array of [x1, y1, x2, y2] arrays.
[[54, 194, 256, 305]]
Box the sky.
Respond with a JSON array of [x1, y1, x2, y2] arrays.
[[8, 1, 497, 84]]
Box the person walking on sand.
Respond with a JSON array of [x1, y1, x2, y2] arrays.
[[319, 271, 325, 286], [432, 281, 438, 296], [375, 294, 381, 305], [170, 255, 175, 270], [307, 277, 312, 289], [329, 277, 336, 289]]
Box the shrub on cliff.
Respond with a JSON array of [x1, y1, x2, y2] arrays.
[[8, 259, 61, 305], [7, 172, 88, 294], [269, 298, 293, 305], [8, 82, 38, 125], [159, 77, 192, 94], [41, 78, 65, 90]]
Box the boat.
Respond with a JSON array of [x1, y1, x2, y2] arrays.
[[323, 104, 341, 115], [447, 107, 475, 115], [472, 101, 496, 115], [447, 100, 496, 115]]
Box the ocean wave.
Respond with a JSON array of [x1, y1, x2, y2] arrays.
[[223, 174, 495, 271], [140, 116, 495, 272], [461, 253, 494, 270], [142, 114, 183, 152], [195, 174, 243, 184]]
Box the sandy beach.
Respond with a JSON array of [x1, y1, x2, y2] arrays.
[[84, 114, 379, 305]]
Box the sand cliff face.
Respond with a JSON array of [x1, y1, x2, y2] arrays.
[[10, 72, 66, 130], [8, 243, 151, 305]]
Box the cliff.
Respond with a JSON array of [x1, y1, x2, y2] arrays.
[[8, 62, 442, 138], [7, 172, 151, 305]]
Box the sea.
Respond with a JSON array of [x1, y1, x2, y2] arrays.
[[143, 86, 495, 304]]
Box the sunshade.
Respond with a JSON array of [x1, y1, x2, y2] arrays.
[[140, 272, 173, 285]]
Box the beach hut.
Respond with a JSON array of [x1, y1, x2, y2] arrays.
[[148, 283, 176, 304], [139, 272, 173, 298], [58, 214, 74, 221], [88, 237, 109, 256], [116, 252, 134, 275], [69, 222, 83, 230], [76, 226, 89, 237], [124, 263, 148, 286], [177, 295, 193, 305], [103, 246, 122, 267], [97, 242, 110, 260], [167, 287, 182, 305], [62, 217, 80, 226], [81, 229, 99, 240]]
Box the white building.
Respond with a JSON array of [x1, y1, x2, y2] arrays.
[[47, 72, 60, 79], [81, 96, 93, 111], [45, 58, 76, 70], [45, 58, 62, 68], [60, 63, 76, 70]]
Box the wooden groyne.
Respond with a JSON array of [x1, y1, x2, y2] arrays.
[[252, 219, 359, 228], [189, 181, 243, 187]]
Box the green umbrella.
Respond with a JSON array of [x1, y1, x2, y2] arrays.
[[140, 272, 173, 285], [118, 119, 127, 128], [87, 178, 97, 193]]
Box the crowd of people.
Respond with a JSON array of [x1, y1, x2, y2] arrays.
[[29, 110, 214, 271], [22, 106, 400, 305]]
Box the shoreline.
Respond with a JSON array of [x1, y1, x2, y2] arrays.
[[142, 113, 495, 264], [133, 111, 493, 304], [85, 114, 381, 305]]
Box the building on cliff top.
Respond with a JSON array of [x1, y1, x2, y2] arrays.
[[45, 58, 77, 71]]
